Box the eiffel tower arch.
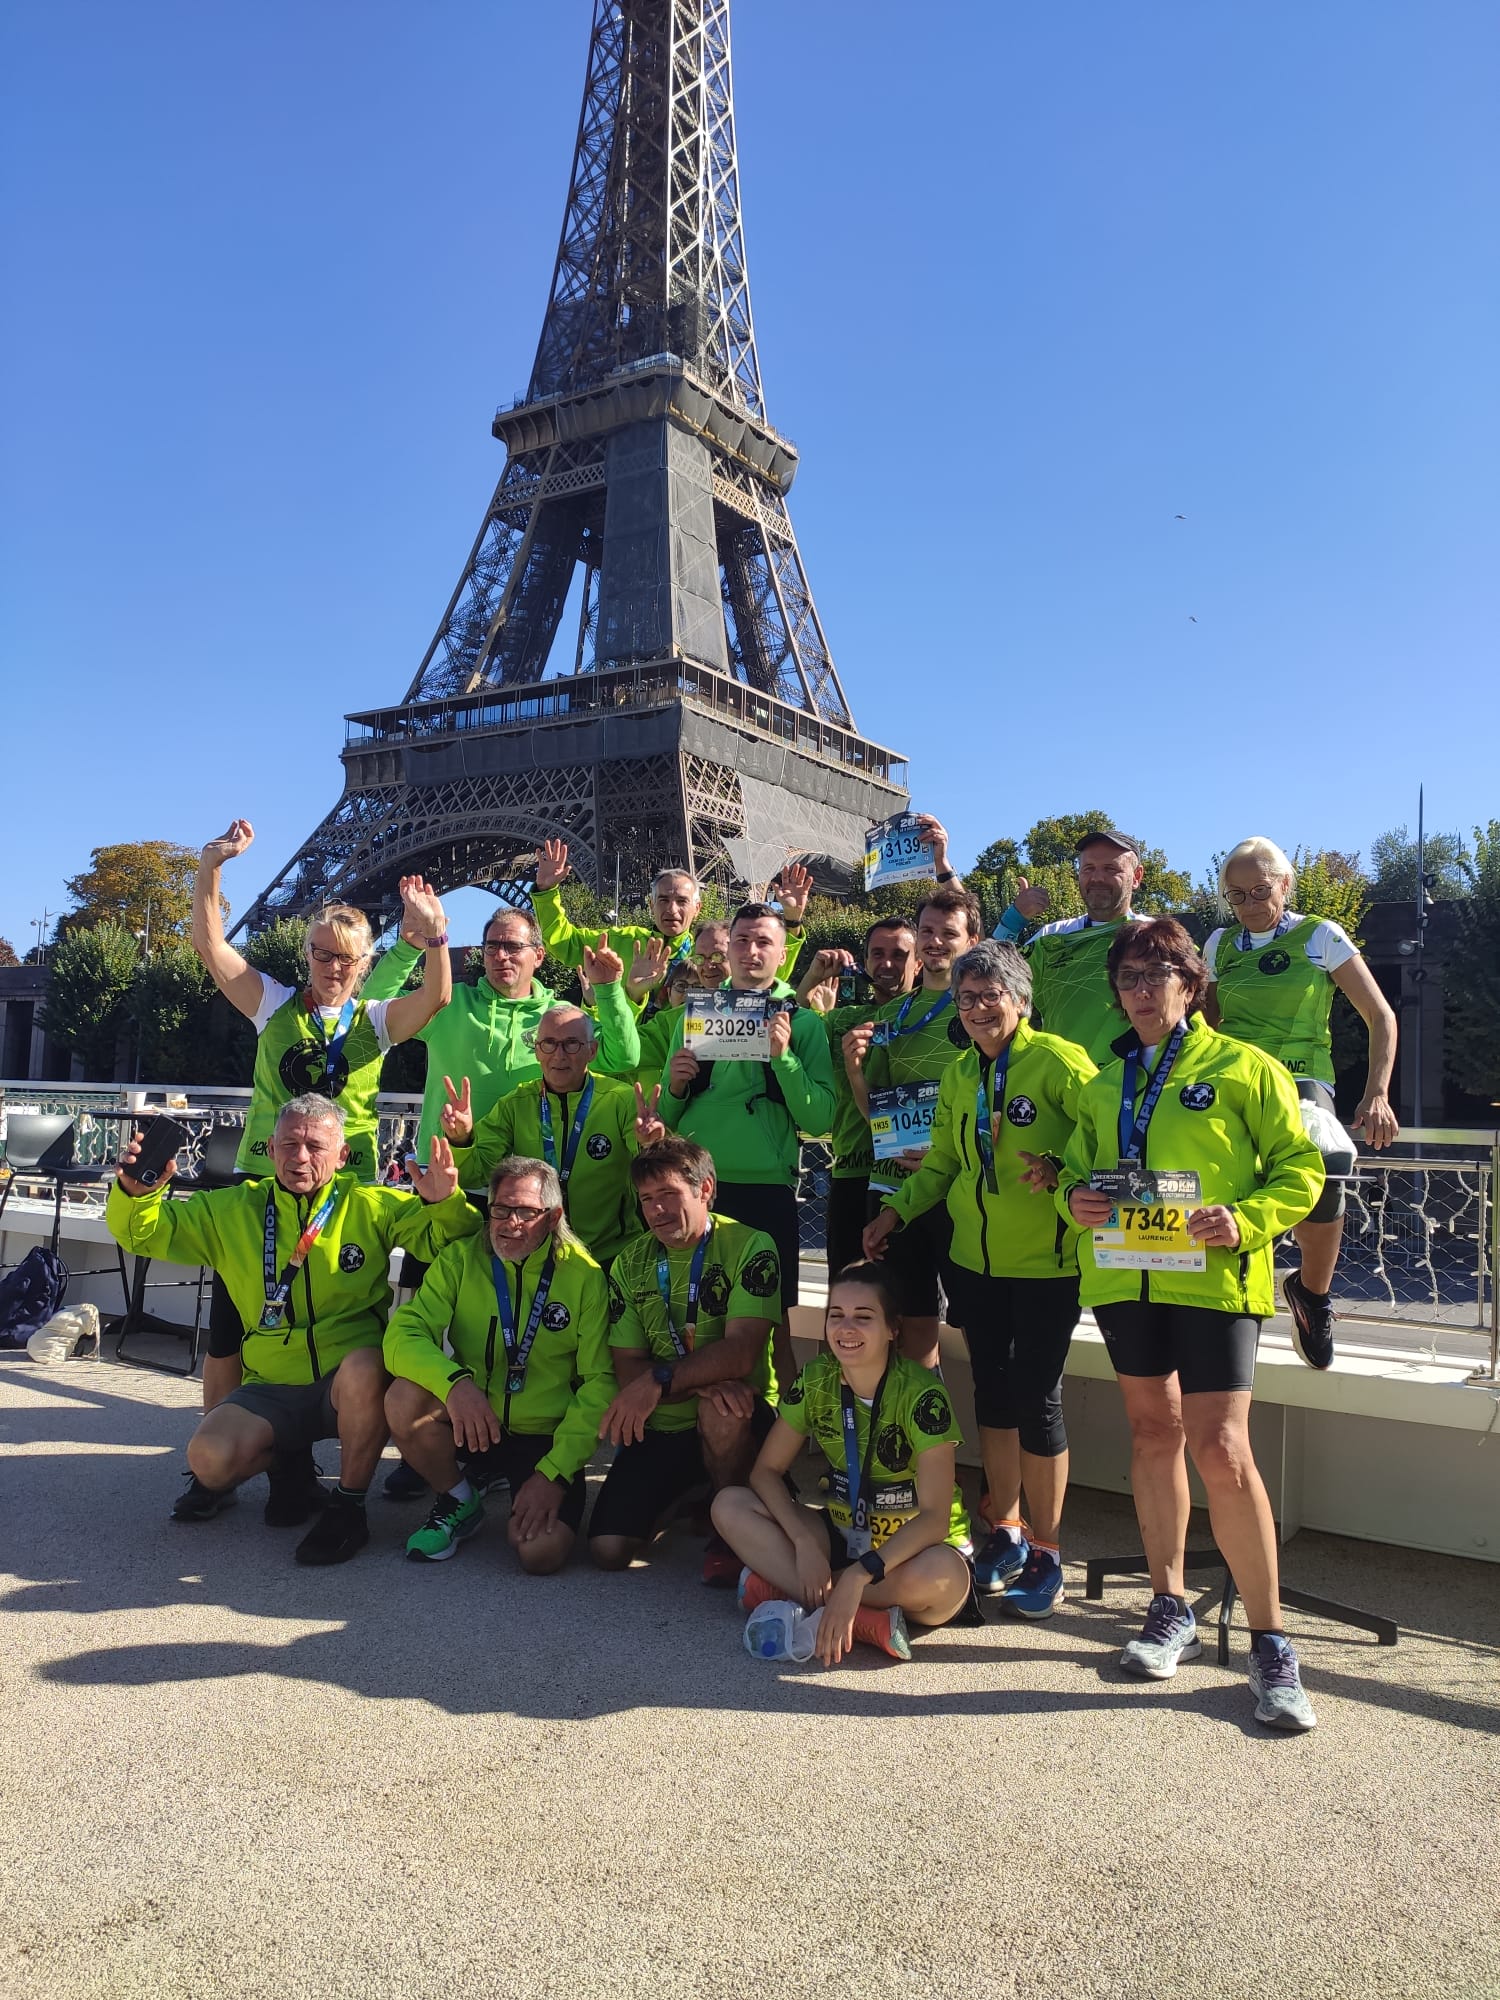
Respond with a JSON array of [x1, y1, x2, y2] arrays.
[[235, 0, 908, 935]]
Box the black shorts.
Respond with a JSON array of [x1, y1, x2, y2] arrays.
[[943, 1268, 1080, 1455], [1296, 1079, 1348, 1225], [821, 1511, 984, 1629], [589, 1398, 776, 1543], [458, 1431, 586, 1532], [224, 1376, 338, 1452], [825, 1175, 871, 1282], [714, 1180, 799, 1308], [1093, 1300, 1262, 1395], [866, 1192, 955, 1322]]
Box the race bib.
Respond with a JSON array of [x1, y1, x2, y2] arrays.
[[829, 1475, 918, 1549], [863, 812, 933, 888], [683, 989, 770, 1061], [1089, 1167, 1205, 1272], [868, 1081, 940, 1162]]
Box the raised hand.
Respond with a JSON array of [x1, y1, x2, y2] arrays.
[[201, 820, 254, 868], [913, 814, 951, 874], [634, 1081, 667, 1148], [534, 838, 570, 892], [438, 1074, 474, 1145], [408, 1134, 460, 1204], [399, 875, 447, 940], [1013, 876, 1050, 922], [777, 860, 814, 925], [626, 935, 671, 1004], [116, 1130, 179, 1199], [583, 931, 624, 988]]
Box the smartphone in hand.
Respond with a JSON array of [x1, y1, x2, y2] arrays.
[[128, 1115, 194, 1188]]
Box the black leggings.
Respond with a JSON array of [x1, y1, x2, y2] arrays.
[[944, 1269, 1080, 1457]]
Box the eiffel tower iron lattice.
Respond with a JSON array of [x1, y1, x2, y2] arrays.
[[235, 0, 907, 936]]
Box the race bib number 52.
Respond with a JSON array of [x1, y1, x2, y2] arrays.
[[683, 990, 770, 1061], [1089, 1167, 1206, 1272]]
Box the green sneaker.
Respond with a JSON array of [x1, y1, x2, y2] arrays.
[[405, 1489, 485, 1563]]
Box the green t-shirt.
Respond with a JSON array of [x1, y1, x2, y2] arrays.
[[605, 1214, 781, 1431], [1022, 918, 1128, 1066], [1209, 913, 1342, 1087], [238, 985, 387, 1181], [777, 1351, 969, 1551], [862, 985, 970, 1192], [824, 999, 882, 1180]]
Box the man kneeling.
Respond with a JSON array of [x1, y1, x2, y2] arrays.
[[107, 1096, 478, 1564], [384, 1157, 613, 1573], [590, 1135, 782, 1583]]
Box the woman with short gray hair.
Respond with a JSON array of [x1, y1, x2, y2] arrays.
[[863, 938, 1097, 1618]]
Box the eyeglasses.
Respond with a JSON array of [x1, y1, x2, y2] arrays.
[[1115, 965, 1178, 991], [955, 990, 1009, 1012], [308, 945, 360, 968], [488, 1202, 549, 1223], [483, 938, 533, 957], [535, 1037, 592, 1056], [1225, 884, 1277, 906]]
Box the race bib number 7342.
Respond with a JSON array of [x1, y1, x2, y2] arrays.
[[1089, 1167, 1206, 1271]]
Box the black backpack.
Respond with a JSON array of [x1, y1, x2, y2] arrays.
[[0, 1247, 69, 1347]]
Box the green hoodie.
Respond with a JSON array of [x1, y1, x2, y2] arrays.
[[1056, 1014, 1325, 1314], [883, 1023, 1097, 1278], [453, 1069, 642, 1264], [105, 1172, 481, 1386], [383, 1230, 614, 1486], [657, 990, 835, 1185], [364, 946, 640, 1152]]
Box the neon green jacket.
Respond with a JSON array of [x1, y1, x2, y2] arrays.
[[364, 947, 640, 1152], [383, 1231, 614, 1486], [1056, 1014, 1325, 1313], [105, 1172, 482, 1387], [884, 1023, 1096, 1278], [453, 1069, 642, 1264]]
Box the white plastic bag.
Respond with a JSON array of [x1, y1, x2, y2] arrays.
[[743, 1601, 823, 1661], [26, 1303, 100, 1365], [1299, 1098, 1357, 1173]]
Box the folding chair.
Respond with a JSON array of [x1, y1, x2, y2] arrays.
[[0, 1110, 130, 1302], [112, 1119, 243, 1378]]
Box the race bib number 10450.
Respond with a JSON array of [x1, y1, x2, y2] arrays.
[[1089, 1167, 1206, 1272], [869, 1082, 940, 1162], [683, 990, 770, 1061]]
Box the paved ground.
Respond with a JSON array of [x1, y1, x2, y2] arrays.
[[1, 1350, 1497, 2000]]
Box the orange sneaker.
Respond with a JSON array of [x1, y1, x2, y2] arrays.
[[851, 1604, 912, 1660], [737, 1568, 780, 1613]]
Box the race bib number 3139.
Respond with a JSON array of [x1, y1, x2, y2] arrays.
[[1090, 1167, 1206, 1271], [863, 812, 933, 889], [683, 990, 770, 1062]]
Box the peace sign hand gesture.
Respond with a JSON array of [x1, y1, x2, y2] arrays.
[[439, 1074, 474, 1145], [634, 1081, 667, 1148]]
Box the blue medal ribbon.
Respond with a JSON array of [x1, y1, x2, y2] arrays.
[[491, 1249, 557, 1397], [305, 996, 356, 1090], [973, 1046, 1012, 1195], [1236, 910, 1296, 953], [259, 1183, 340, 1331], [839, 1358, 892, 1532], [873, 988, 952, 1048], [538, 1078, 594, 1190], [656, 1223, 713, 1359], [1117, 1020, 1190, 1163]]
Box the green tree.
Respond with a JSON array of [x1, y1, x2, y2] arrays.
[[40, 922, 140, 1078], [128, 939, 229, 1084], [1292, 848, 1370, 937], [60, 840, 207, 940], [243, 916, 310, 990], [0, 937, 19, 968], [1369, 825, 1471, 902], [967, 812, 1192, 924], [1444, 821, 1500, 1102]]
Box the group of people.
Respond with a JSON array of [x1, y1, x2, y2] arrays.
[[104, 813, 1401, 1729]]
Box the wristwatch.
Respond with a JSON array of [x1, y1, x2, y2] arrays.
[[935, 869, 956, 884], [857, 1548, 886, 1583], [424, 933, 450, 948], [651, 1361, 675, 1393]]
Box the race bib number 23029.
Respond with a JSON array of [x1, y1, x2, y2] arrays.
[[683, 990, 770, 1062]]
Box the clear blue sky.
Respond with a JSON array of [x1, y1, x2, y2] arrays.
[[3, 0, 1496, 951]]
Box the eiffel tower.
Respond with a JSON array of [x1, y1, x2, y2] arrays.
[[236, 0, 907, 934]]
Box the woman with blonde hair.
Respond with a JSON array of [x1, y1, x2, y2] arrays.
[[1202, 836, 1399, 1369]]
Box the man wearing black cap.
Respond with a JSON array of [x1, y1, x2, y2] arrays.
[[993, 830, 1144, 1065]]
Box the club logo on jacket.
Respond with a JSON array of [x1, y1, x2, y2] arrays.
[[912, 1387, 954, 1437], [338, 1244, 365, 1273], [877, 1422, 912, 1470], [542, 1302, 571, 1331], [585, 1134, 613, 1160], [1258, 950, 1292, 976], [279, 1043, 348, 1099], [1006, 1096, 1038, 1126], [1180, 1083, 1216, 1111]]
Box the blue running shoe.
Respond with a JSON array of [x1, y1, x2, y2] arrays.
[[1119, 1594, 1202, 1679], [973, 1528, 1029, 1595], [1248, 1633, 1317, 1731], [1000, 1548, 1064, 1619]]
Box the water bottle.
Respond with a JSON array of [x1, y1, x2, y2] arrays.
[[743, 1601, 823, 1661]]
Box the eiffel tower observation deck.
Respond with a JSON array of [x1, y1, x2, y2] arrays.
[[236, 0, 908, 933]]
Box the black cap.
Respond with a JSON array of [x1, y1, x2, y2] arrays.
[[1075, 828, 1141, 856]]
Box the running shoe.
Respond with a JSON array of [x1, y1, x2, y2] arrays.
[[1248, 1632, 1317, 1732], [851, 1604, 912, 1661], [1283, 1271, 1336, 1371], [701, 1532, 741, 1588], [999, 1548, 1064, 1620], [1119, 1595, 1202, 1679], [973, 1527, 1030, 1595], [294, 1491, 370, 1566], [737, 1567, 779, 1615], [381, 1457, 429, 1501], [170, 1473, 236, 1523], [405, 1490, 486, 1562], [263, 1449, 327, 1527]]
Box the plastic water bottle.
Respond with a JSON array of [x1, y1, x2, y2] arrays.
[[743, 1601, 823, 1661]]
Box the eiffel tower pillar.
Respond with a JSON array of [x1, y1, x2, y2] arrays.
[[599, 422, 730, 673]]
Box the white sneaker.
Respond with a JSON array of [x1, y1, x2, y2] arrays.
[[1119, 1594, 1203, 1679], [1248, 1633, 1317, 1731]]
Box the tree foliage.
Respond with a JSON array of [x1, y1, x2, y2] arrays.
[[1444, 821, 1500, 1102], [39, 922, 140, 1078], [965, 811, 1193, 931], [0, 937, 19, 968], [1369, 825, 1471, 902], [60, 840, 208, 940]]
